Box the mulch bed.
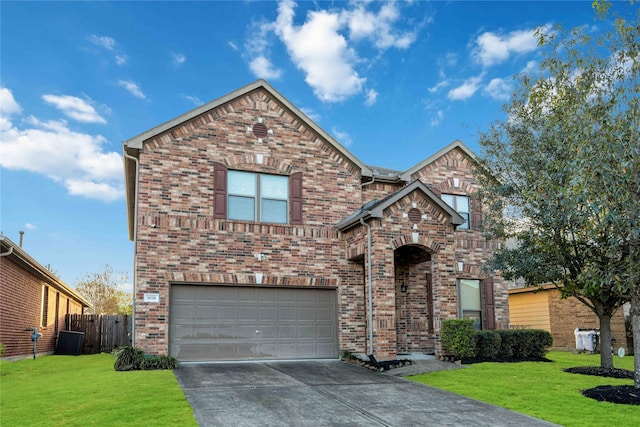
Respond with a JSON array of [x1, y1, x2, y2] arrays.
[[564, 366, 639, 405]]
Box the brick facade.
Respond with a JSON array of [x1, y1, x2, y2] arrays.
[[124, 80, 509, 360], [0, 238, 88, 360]]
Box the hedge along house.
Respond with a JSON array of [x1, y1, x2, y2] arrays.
[[123, 80, 509, 362], [0, 235, 91, 360]]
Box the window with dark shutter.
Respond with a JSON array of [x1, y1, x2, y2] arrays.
[[213, 162, 227, 218], [482, 277, 496, 330], [290, 172, 303, 225]]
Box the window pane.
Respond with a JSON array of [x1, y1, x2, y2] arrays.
[[456, 196, 469, 213], [458, 213, 470, 229], [441, 194, 454, 208], [228, 196, 255, 221], [261, 175, 288, 199], [228, 171, 256, 196], [460, 279, 481, 311], [261, 199, 287, 223]]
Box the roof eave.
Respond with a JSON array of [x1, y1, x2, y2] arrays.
[[0, 237, 93, 308]]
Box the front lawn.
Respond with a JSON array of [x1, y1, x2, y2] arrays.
[[0, 353, 197, 426], [409, 351, 639, 427]]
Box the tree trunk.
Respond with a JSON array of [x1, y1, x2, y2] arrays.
[[598, 313, 613, 369], [632, 294, 640, 389]]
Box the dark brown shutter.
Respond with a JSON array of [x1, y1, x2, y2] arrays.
[[482, 277, 496, 330], [213, 162, 227, 219], [290, 172, 303, 225], [471, 197, 482, 230]]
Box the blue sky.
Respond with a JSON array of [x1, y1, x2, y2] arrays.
[[0, 1, 626, 292]]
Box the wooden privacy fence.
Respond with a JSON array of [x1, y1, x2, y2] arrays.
[[65, 314, 132, 354]]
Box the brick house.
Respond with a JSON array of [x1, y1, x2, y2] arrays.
[[0, 236, 91, 360], [509, 285, 627, 352], [123, 80, 508, 362]]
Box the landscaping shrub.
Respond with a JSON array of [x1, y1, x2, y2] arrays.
[[475, 331, 502, 360], [441, 319, 477, 358], [114, 346, 145, 371], [140, 354, 179, 370], [473, 329, 552, 361], [114, 347, 178, 371], [0, 343, 5, 357], [496, 329, 517, 358]]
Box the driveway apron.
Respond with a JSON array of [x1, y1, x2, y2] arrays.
[[175, 360, 558, 427]]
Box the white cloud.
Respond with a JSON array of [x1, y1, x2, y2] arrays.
[[274, 0, 365, 102], [182, 95, 203, 106], [117, 80, 146, 99], [25, 223, 37, 230], [249, 56, 283, 80], [364, 89, 377, 106], [428, 80, 449, 93], [42, 94, 106, 124], [483, 78, 512, 100], [228, 41, 239, 51], [89, 35, 116, 51], [430, 110, 444, 127], [299, 107, 321, 123], [245, 0, 421, 103], [172, 52, 186, 67], [473, 25, 550, 67], [344, 2, 417, 49], [89, 35, 127, 66], [0, 91, 124, 202], [448, 75, 483, 100], [331, 127, 353, 147], [1, 88, 23, 116]]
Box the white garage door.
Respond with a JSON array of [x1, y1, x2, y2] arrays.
[[169, 285, 338, 361]]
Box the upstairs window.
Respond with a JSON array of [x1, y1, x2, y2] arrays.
[[214, 163, 303, 225], [228, 171, 289, 224], [442, 194, 470, 229]]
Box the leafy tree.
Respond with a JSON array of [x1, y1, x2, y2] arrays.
[[476, 1, 639, 380], [75, 265, 132, 315]]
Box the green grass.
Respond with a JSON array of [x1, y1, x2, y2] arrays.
[[409, 351, 639, 427], [0, 353, 197, 426]]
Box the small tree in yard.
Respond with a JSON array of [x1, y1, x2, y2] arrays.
[[476, 0, 639, 387], [75, 265, 132, 315]]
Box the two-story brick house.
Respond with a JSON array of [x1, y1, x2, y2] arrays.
[[123, 80, 508, 362]]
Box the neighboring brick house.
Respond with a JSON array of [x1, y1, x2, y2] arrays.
[[123, 80, 508, 362], [0, 236, 91, 360], [509, 285, 627, 352]]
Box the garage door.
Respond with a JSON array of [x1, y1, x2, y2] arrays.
[[169, 285, 338, 361]]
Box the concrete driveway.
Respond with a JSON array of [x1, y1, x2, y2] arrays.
[[175, 360, 557, 427]]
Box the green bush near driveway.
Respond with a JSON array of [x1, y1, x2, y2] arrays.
[[0, 353, 197, 427], [409, 351, 639, 427]]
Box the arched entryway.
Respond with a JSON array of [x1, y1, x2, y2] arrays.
[[394, 244, 435, 355]]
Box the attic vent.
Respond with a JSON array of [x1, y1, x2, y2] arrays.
[[252, 122, 268, 139], [408, 208, 422, 224]]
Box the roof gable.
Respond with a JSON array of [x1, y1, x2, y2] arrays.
[[123, 79, 372, 177], [336, 180, 465, 231], [400, 140, 477, 182]]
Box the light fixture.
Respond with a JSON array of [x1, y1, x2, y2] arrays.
[[400, 284, 407, 293]]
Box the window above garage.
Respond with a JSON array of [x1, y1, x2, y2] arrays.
[[213, 163, 303, 225], [228, 171, 288, 223]]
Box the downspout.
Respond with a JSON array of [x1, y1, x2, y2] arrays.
[[360, 217, 374, 356], [123, 149, 139, 348]]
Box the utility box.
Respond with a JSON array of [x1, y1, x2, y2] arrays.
[[56, 330, 84, 355]]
